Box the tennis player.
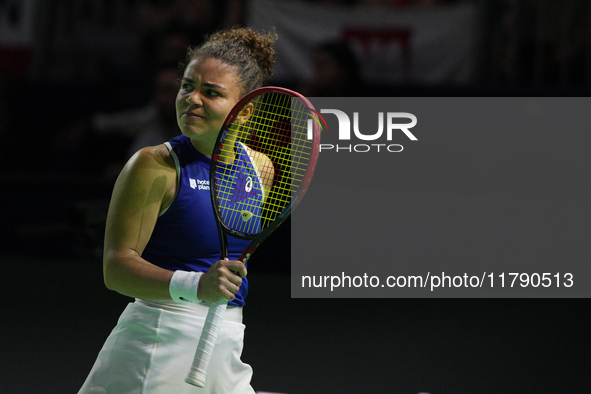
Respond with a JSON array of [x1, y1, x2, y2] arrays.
[[78, 27, 277, 394]]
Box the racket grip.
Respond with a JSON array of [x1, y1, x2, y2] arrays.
[[185, 302, 228, 387]]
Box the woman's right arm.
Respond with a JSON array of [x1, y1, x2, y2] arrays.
[[102, 145, 177, 301], [102, 144, 247, 303]]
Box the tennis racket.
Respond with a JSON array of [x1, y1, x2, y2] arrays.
[[185, 87, 322, 387]]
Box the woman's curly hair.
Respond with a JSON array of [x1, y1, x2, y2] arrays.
[[186, 27, 277, 94]]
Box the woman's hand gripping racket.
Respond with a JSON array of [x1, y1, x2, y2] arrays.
[[185, 87, 322, 387]]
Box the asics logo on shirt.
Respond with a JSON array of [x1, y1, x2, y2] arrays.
[[230, 172, 258, 204], [245, 176, 253, 192]]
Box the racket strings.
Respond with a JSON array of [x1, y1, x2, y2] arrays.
[[214, 143, 265, 235], [246, 94, 313, 216], [214, 92, 316, 233]]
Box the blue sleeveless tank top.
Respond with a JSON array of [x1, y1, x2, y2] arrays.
[[141, 135, 253, 306]]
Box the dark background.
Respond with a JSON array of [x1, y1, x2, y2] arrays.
[[2, 0, 591, 393]]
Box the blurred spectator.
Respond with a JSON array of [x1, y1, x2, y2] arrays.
[[498, 0, 589, 87], [95, 66, 182, 155], [0, 77, 18, 170], [356, 0, 454, 8], [298, 41, 363, 97], [135, 0, 244, 73], [0, 78, 11, 145], [53, 66, 182, 181], [300, 0, 356, 5], [159, 28, 193, 68]]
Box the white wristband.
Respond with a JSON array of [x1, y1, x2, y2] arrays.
[[169, 270, 204, 303]]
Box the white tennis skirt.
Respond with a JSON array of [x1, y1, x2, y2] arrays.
[[78, 299, 255, 394]]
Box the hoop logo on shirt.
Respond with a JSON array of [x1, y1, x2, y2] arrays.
[[241, 210, 254, 222], [189, 178, 210, 190]]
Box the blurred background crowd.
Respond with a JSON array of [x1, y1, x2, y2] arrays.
[[2, 1, 591, 393], [2, 0, 591, 260]]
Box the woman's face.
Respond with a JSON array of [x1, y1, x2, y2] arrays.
[[176, 57, 243, 156]]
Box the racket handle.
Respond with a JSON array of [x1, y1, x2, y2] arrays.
[[185, 302, 228, 387]]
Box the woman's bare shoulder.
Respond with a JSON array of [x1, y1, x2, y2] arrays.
[[113, 144, 177, 205], [245, 146, 274, 194], [245, 146, 272, 165], [129, 144, 175, 173]]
